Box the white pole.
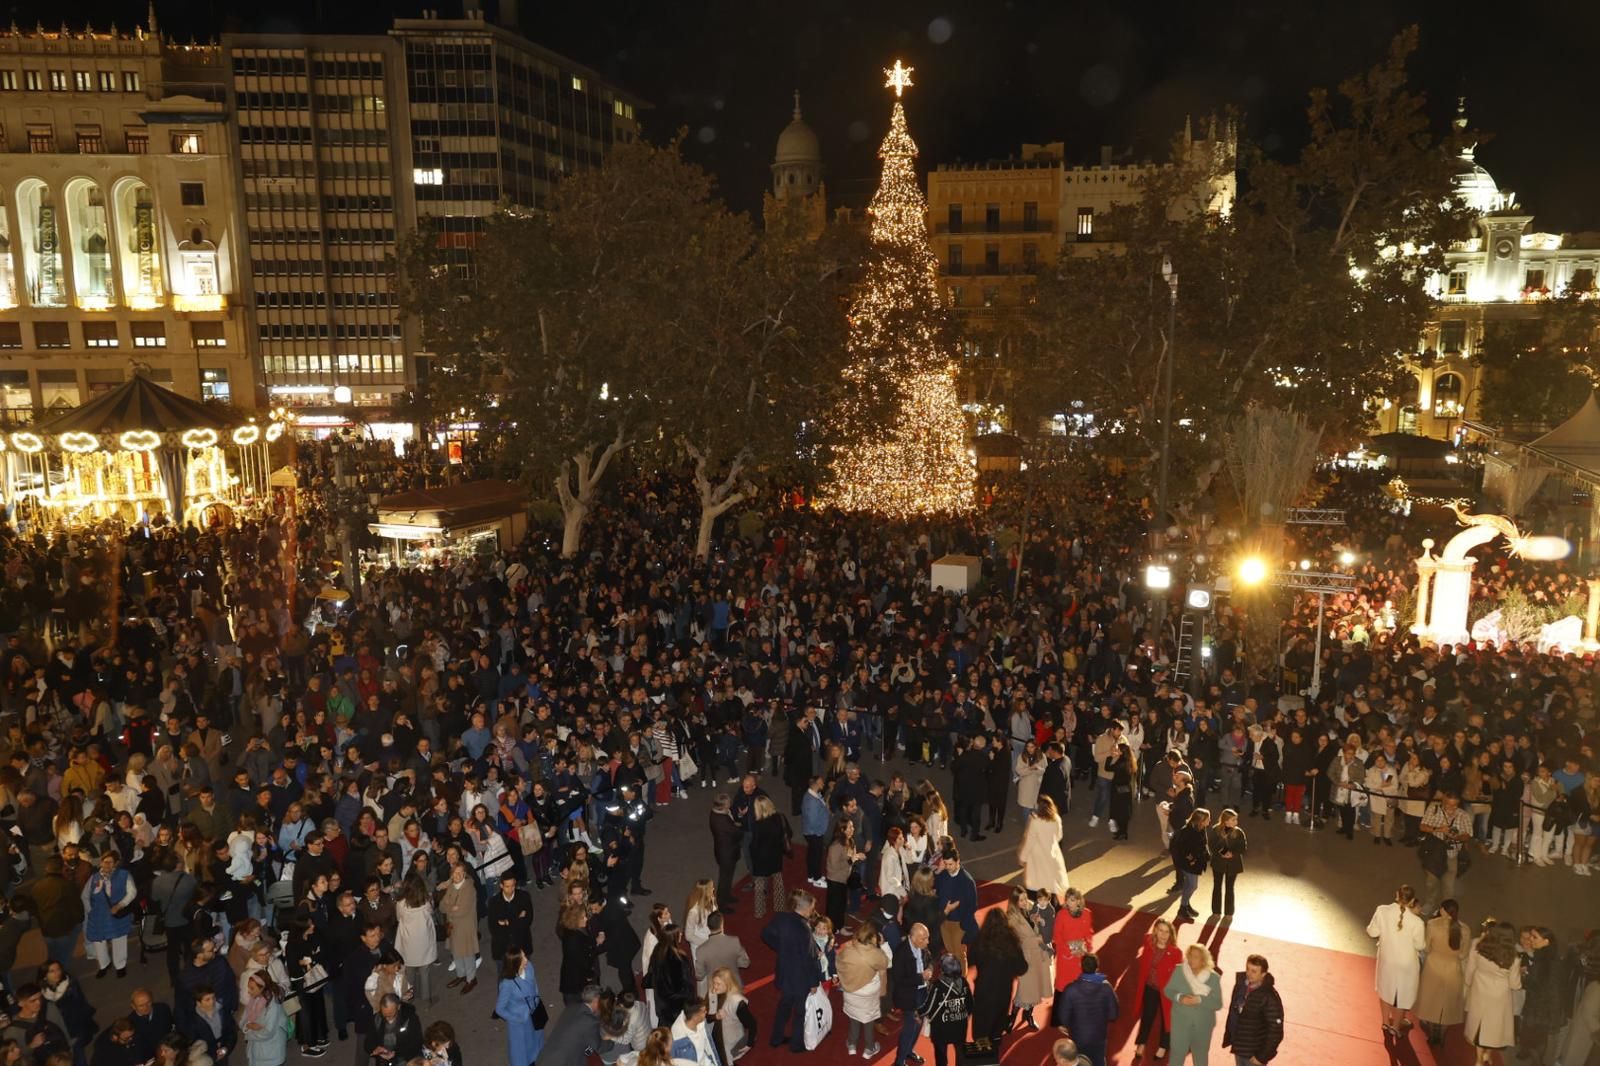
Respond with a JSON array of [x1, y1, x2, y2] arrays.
[[1310, 591, 1325, 698]]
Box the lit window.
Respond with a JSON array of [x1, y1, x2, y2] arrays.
[[125, 129, 148, 154], [570, 75, 586, 92], [27, 126, 52, 153], [0, 71, 16, 91], [123, 71, 141, 93], [201, 368, 230, 400], [84, 323, 119, 348], [171, 132, 203, 154], [48, 71, 67, 92], [1446, 271, 1467, 295], [73, 71, 91, 92], [76, 128, 104, 154], [132, 323, 167, 348], [412, 167, 443, 186], [23, 70, 40, 91], [193, 323, 227, 348], [1077, 206, 1094, 239], [98, 71, 115, 92]]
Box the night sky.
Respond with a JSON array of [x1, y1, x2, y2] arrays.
[[28, 0, 1600, 228]]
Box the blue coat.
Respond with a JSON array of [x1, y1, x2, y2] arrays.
[[1059, 973, 1119, 1048], [495, 964, 546, 1066], [83, 868, 135, 942], [760, 912, 821, 997], [242, 999, 290, 1066], [801, 792, 830, 838]]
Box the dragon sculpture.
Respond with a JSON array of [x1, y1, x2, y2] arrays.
[[1445, 501, 1528, 556]]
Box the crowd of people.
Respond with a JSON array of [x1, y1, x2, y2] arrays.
[[0, 447, 1585, 1066]]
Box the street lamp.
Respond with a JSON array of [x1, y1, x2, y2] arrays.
[[1156, 254, 1178, 533], [1145, 563, 1172, 590], [1237, 555, 1268, 587]]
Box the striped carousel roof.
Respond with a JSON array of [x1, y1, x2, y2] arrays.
[[34, 375, 236, 435]]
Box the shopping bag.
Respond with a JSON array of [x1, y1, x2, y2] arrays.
[[802, 986, 833, 1051]]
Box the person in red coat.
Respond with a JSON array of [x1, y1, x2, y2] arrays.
[[1052, 887, 1095, 995], [1132, 918, 1183, 1060]]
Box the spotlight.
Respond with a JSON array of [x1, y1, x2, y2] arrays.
[[1237, 557, 1268, 587], [1185, 586, 1212, 610], [1145, 564, 1172, 590], [1299, 559, 1312, 571], [1340, 551, 1356, 566]]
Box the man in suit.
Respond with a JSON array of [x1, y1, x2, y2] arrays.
[[783, 708, 821, 815], [127, 988, 177, 1061], [694, 911, 750, 996], [536, 984, 614, 1066], [760, 889, 822, 1053], [486, 872, 534, 963], [1040, 743, 1071, 816], [363, 993, 423, 1065], [890, 923, 934, 1066]]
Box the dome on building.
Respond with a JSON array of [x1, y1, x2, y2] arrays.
[[775, 91, 820, 165], [1452, 147, 1500, 215]]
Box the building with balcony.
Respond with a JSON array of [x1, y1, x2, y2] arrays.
[[925, 118, 1234, 415], [1376, 131, 1600, 441], [0, 14, 248, 422]]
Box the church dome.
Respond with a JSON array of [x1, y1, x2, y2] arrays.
[[1452, 148, 1499, 215], [775, 92, 820, 165]]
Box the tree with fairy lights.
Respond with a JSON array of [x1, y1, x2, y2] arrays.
[[818, 60, 974, 515]]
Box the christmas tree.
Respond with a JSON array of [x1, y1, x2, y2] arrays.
[[818, 61, 974, 516]]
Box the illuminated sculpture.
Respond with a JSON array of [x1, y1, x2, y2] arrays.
[[1413, 503, 1572, 646]]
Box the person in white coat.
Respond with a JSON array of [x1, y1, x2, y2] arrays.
[[1017, 795, 1070, 896], [1366, 884, 1426, 1037], [1464, 924, 1522, 1066], [878, 827, 911, 901], [1014, 744, 1046, 818], [393, 875, 438, 1005]]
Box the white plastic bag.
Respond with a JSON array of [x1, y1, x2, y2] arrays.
[[803, 986, 834, 1051]]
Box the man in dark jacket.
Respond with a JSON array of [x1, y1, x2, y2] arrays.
[[91, 1019, 145, 1066], [486, 872, 533, 962], [1058, 955, 1119, 1066], [890, 922, 934, 1066], [127, 988, 177, 1061], [1040, 744, 1071, 816], [709, 796, 743, 912], [26, 858, 84, 966], [322, 891, 364, 1040], [177, 987, 237, 1064], [536, 984, 613, 1066], [363, 994, 422, 1065], [783, 707, 820, 815], [759, 889, 821, 1053], [951, 736, 991, 840], [177, 939, 237, 1018], [1221, 955, 1285, 1065], [342, 923, 388, 1055]]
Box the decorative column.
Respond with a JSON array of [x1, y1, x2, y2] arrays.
[[1412, 538, 1436, 635], [1426, 557, 1477, 647], [1585, 577, 1600, 647]]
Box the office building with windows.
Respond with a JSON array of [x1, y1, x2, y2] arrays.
[[0, 14, 249, 422]]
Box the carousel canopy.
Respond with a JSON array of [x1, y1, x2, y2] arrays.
[[34, 375, 236, 436]]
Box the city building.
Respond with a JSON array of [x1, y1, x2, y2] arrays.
[[924, 119, 1235, 416], [763, 91, 826, 237], [0, 12, 250, 422], [225, 4, 640, 442], [1376, 126, 1600, 441]]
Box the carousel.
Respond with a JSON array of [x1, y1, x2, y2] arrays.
[[3, 375, 283, 531]]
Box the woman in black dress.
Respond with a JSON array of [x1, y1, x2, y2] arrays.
[[556, 900, 598, 1005], [1108, 740, 1135, 840], [645, 924, 695, 1029], [969, 908, 1028, 1042]]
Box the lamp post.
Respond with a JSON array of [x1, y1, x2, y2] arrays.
[[325, 437, 366, 599], [1156, 254, 1178, 535]]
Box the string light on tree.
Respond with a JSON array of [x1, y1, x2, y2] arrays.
[[819, 59, 974, 516]]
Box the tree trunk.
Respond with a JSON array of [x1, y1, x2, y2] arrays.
[[685, 441, 750, 561], [554, 429, 630, 559]]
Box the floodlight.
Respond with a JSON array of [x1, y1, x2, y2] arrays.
[[1186, 586, 1213, 610], [1145, 564, 1172, 590]]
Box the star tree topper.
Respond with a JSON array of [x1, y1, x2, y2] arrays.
[[884, 59, 914, 98]]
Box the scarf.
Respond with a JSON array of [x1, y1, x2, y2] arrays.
[[1180, 963, 1210, 999]]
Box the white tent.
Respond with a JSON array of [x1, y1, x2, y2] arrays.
[[1529, 392, 1600, 473]]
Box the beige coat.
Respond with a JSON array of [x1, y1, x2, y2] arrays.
[[1414, 917, 1470, 1025], [1399, 765, 1432, 818], [1464, 945, 1521, 1049], [1017, 815, 1069, 896], [1008, 905, 1052, 1008], [436, 877, 479, 959]]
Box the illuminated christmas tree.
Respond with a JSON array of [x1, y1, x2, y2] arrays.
[[818, 60, 974, 516]]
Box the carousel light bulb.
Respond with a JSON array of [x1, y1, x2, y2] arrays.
[[233, 425, 261, 446], [181, 428, 219, 449]]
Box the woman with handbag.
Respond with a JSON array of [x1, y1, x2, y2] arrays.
[[437, 860, 480, 994], [494, 946, 546, 1066], [557, 901, 600, 1005], [285, 911, 331, 1057]]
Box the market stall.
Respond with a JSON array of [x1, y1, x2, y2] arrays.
[[3, 375, 282, 530], [367, 480, 528, 566]]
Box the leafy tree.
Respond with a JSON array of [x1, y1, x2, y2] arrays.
[[1476, 292, 1600, 428], [403, 138, 857, 558], [1015, 28, 1472, 521]]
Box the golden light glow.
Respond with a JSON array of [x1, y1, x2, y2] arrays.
[[181, 428, 219, 449], [172, 293, 226, 312], [1237, 556, 1269, 587], [817, 64, 973, 517], [10, 432, 43, 454], [884, 60, 914, 98], [265, 421, 285, 442], [59, 432, 100, 453], [233, 425, 261, 446], [77, 296, 113, 312], [119, 430, 160, 452], [127, 295, 164, 311]]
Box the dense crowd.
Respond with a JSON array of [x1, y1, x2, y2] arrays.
[[0, 453, 1587, 1066]]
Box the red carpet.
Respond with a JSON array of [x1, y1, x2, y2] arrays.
[[711, 851, 1500, 1066]]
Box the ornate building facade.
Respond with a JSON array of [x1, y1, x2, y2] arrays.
[[762, 91, 826, 236], [1376, 131, 1600, 440], [0, 13, 248, 420]]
